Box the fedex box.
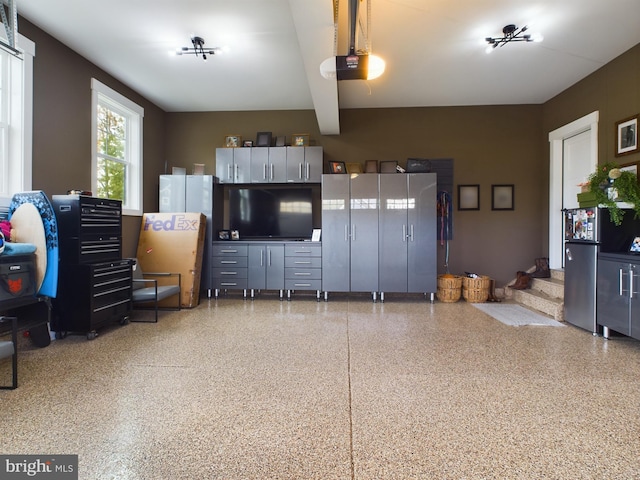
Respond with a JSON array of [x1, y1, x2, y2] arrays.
[[136, 212, 206, 308]]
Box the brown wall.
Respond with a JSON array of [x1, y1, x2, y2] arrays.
[[166, 106, 545, 286], [20, 14, 640, 288]]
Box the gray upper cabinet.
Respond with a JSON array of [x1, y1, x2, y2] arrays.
[[286, 146, 323, 183], [217, 146, 322, 184], [250, 147, 287, 183], [321, 174, 379, 296], [378, 173, 437, 295], [215, 147, 251, 184]]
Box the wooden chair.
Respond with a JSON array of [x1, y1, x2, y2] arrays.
[[0, 315, 18, 389], [130, 259, 181, 323]]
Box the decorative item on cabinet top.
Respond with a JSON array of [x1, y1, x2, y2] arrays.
[[292, 134, 310, 147], [256, 131, 272, 147], [329, 161, 346, 174], [224, 135, 241, 148]]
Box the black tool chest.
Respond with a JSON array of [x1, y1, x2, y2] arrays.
[[51, 195, 131, 339]]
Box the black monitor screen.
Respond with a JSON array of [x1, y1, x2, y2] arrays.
[[228, 187, 313, 240]]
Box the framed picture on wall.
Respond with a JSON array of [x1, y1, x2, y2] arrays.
[[458, 184, 479, 211], [615, 114, 638, 157], [492, 184, 514, 211]]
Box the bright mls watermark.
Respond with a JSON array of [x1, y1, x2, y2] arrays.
[[0, 455, 78, 479]]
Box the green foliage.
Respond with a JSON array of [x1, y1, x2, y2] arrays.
[[588, 162, 640, 225], [96, 105, 126, 201]]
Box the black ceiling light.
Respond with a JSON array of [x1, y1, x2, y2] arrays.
[[174, 36, 218, 61], [485, 24, 543, 53]]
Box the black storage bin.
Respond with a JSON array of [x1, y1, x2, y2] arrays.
[[0, 254, 35, 302]]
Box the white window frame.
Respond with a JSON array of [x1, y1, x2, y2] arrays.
[[0, 33, 34, 200], [91, 78, 144, 216]]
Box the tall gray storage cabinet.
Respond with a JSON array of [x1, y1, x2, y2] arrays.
[[379, 173, 437, 300], [159, 175, 216, 297], [321, 174, 379, 300]]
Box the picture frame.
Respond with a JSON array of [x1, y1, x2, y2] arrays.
[[346, 162, 363, 174], [224, 135, 241, 148], [242, 140, 254, 147], [329, 161, 346, 174], [615, 114, 638, 157], [292, 133, 310, 147], [275, 136, 286, 147], [256, 131, 272, 147], [492, 184, 514, 211], [458, 184, 480, 211], [364, 160, 378, 173], [380, 160, 398, 173], [230, 230, 240, 240], [218, 230, 230, 240]]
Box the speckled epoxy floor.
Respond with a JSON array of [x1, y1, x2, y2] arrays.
[[1, 294, 640, 479]]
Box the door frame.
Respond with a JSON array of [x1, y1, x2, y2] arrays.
[[548, 111, 599, 269]]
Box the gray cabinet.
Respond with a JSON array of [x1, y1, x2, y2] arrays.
[[285, 244, 322, 300], [211, 244, 248, 297], [321, 174, 379, 300], [217, 146, 322, 184], [159, 174, 215, 296], [286, 146, 323, 183], [250, 147, 287, 183], [248, 244, 285, 298], [597, 254, 640, 340], [215, 147, 251, 184], [378, 173, 437, 300]]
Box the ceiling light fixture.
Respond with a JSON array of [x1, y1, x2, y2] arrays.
[[485, 24, 543, 54], [173, 36, 218, 61], [320, 0, 385, 81]]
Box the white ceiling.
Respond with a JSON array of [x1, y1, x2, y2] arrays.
[[15, 0, 640, 135]]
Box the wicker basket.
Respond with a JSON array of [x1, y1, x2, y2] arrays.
[[436, 275, 463, 303], [462, 275, 491, 303]]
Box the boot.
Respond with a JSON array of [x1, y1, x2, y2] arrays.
[[509, 271, 531, 290], [530, 257, 551, 278], [487, 278, 501, 302]]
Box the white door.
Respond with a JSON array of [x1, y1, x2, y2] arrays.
[[549, 112, 599, 269], [563, 131, 592, 210]]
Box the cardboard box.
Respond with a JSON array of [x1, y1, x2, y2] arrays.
[[136, 212, 206, 308]]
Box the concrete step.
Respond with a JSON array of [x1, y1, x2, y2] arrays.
[[550, 268, 564, 282], [511, 288, 564, 322], [530, 276, 564, 299]]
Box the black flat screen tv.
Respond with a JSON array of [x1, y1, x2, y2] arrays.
[[228, 187, 313, 240]]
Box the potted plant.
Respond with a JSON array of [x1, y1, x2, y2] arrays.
[[587, 162, 640, 225]]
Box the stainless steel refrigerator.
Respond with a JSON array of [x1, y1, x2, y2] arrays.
[[159, 174, 217, 297], [564, 207, 640, 334]]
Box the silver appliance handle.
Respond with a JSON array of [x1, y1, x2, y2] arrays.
[[565, 247, 572, 262], [620, 268, 624, 296]]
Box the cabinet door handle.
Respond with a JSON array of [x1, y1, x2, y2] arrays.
[[270, 164, 274, 181], [345, 225, 349, 241], [299, 163, 303, 180], [409, 224, 414, 242], [402, 225, 407, 242], [352, 224, 356, 241], [306, 163, 310, 180], [620, 268, 624, 296], [268, 249, 272, 266], [631, 268, 635, 299], [227, 165, 232, 181], [260, 250, 264, 267], [234, 164, 238, 180]]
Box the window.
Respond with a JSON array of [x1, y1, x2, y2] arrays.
[[0, 34, 34, 199], [91, 79, 143, 216]]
